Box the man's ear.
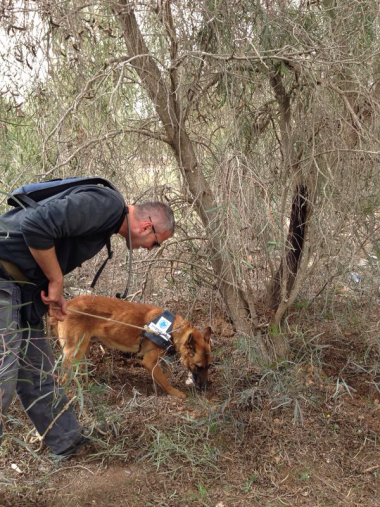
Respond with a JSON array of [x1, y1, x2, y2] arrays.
[[140, 220, 153, 233], [187, 333, 195, 353], [203, 327, 212, 343]]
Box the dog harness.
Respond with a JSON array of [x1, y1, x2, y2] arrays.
[[142, 311, 176, 352]]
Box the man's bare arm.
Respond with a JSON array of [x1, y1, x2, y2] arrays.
[[28, 246, 67, 321]]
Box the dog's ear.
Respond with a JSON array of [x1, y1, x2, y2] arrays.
[[187, 333, 196, 353], [203, 327, 212, 343]]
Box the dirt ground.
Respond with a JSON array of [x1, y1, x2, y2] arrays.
[[1, 293, 379, 507]]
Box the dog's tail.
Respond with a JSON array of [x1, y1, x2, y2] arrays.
[[49, 316, 59, 337]]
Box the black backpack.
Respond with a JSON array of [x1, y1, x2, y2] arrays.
[[8, 176, 118, 208]]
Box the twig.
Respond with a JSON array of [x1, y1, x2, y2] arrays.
[[362, 465, 380, 474], [27, 396, 77, 451]]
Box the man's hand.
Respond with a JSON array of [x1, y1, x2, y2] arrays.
[[28, 246, 68, 322], [41, 280, 67, 322]]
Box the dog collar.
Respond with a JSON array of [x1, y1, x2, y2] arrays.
[[142, 311, 176, 352]]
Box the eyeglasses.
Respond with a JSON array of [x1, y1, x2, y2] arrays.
[[149, 216, 161, 248]]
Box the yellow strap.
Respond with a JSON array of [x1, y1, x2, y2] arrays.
[[0, 259, 30, 284]]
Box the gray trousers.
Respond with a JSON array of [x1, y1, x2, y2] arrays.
[[0, 278, 82, 454]]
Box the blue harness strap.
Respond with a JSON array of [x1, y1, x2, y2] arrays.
[[142, 310, 176, 351]]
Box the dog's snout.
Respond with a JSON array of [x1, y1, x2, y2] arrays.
[[192, 367, 209, 391]]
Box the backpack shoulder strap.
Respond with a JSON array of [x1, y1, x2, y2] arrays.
[[90, 237, 113, 289], [13, 194, 40, 209]]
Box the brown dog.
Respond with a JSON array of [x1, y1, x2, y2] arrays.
[[55, 295, 212, 399]]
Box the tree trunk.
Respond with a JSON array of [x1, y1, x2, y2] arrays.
[[265, 69, 310, 319], [114, 2, 263, 346], [266, 184, 309, 309]]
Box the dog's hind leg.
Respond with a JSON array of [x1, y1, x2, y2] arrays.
[[60, 331, 91, 383], [142, 349, 186, 399]]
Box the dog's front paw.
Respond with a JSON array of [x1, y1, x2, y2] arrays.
[[170, 389, 186, 399]]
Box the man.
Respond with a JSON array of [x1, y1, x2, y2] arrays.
[[0, 181, 174, 456]]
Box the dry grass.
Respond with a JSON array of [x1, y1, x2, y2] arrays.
[[1, 285, 380, 506]]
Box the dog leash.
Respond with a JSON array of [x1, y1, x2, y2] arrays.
[[52, 306, 160, 334], [51, 306, 186, 335]]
